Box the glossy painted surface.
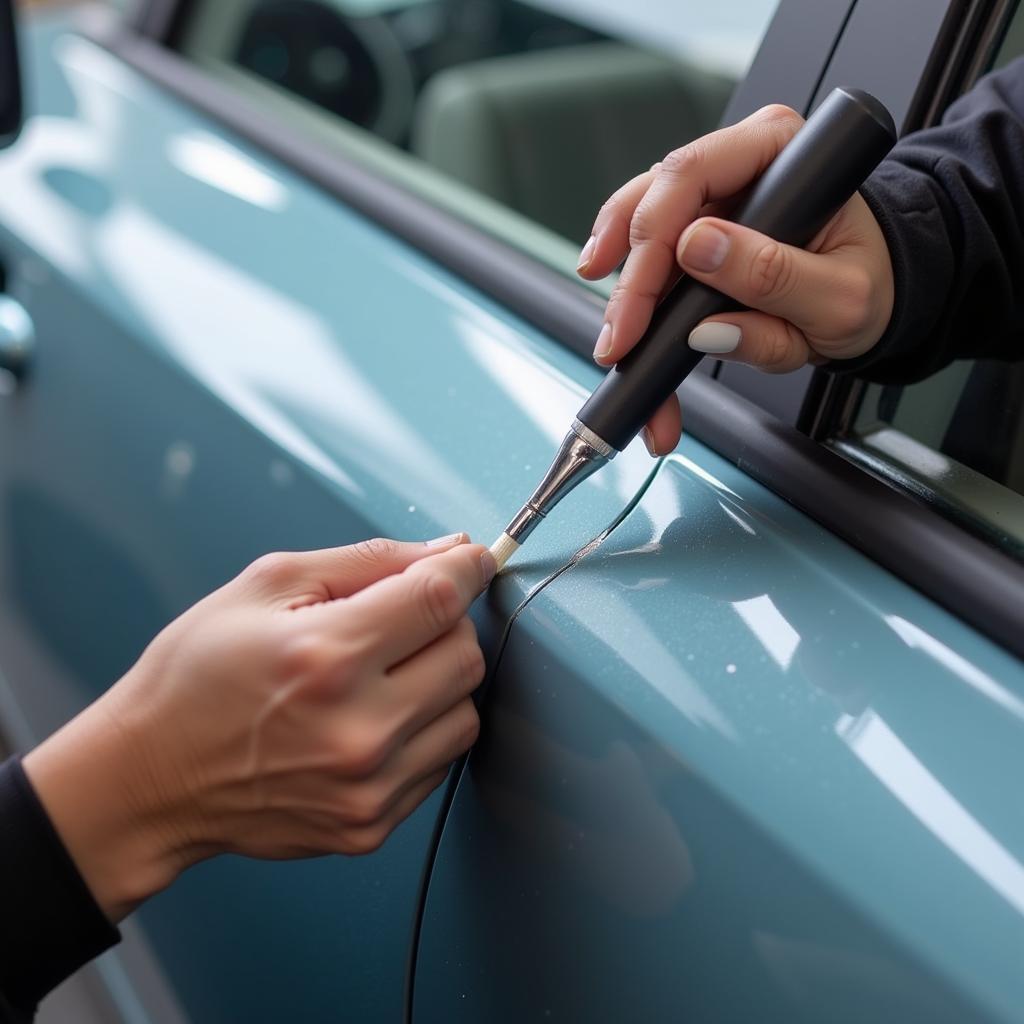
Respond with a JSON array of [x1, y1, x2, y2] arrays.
[[416, 449, 1024, 1022], [3, 11, 1024, 1024], [0, 17, 653, 1023]]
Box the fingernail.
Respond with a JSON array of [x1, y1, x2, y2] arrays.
[[642, 427, 658, 457], [679, 223, 730, 274], [577, 235, 597, 274], [480, 550, 497, 586], [688, 322, 742, 354], [426, 532, 465, 548], [593, 323, 613, 361]]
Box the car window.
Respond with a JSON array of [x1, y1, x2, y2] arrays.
[[173, 0, 780, 286], [830, 6, 1024, 559]]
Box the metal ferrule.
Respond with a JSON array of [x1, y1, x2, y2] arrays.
[[502, 419, 616, 544]]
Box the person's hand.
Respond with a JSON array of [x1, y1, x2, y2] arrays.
[[576, 104, 896, 455], [23, 534, 495, 922]]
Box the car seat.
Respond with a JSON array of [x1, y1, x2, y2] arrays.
[[411, 42, 735, 243]]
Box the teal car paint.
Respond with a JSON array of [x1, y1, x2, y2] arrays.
[[417, 449, 1024, 1022], [0, 16, 654, 1023], [1, 10, 1023, 1024]]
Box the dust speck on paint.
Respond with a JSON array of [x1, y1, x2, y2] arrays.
[[726, 663, 737, 674], [269, 459, 294, 487]]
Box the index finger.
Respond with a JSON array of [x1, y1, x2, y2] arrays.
[[339, 542, 494, 667], [596, 105, 804, 365]]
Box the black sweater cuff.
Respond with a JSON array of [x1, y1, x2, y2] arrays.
[[0, 756, 120, 1020]]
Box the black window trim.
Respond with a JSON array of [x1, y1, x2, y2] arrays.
[[79, 6, 1024, 660], [802, 0, 1020, 441]]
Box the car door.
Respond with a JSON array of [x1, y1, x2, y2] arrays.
[[0, 10, 655, 1024], [0, 0, 788, 1020], [411, 2, 1024, 1021], [4, 1, 1024, 1023]]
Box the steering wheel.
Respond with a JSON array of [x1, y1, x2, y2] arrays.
[[235, 0, 416, 144]]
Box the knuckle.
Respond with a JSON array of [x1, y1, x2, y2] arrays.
[[660, 142, 703, 180], [458, 638, 487, 689], [244, 551, 295, 588], [763, 322, 804, 372], [352, 537, 398, 564], [335, 726, 391, 780], [418, 573, 461, 634], [628, 210, 674, 262], [750, 240, 796, 302], [603, 283, 627, 320], [345, 824, 389, 856], [340, 785, 389, 829], [455, 700, 482, 752], [628, 206, 658, 248], [764, 329, 793, 371], [758, 103, 802, 132], [276, 631, 332, 682]]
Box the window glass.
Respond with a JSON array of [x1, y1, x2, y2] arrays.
[[834, 9, 1024, 558], [175, 0, 780, 283]]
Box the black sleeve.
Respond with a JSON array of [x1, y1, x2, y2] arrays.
[[0, 756, 120, 1023], [833, 57, 1024, 383]]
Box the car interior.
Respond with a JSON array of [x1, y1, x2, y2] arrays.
[[177, 0, 737, 244]]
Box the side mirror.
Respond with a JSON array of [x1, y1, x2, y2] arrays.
[[0, 0, 22, 149]]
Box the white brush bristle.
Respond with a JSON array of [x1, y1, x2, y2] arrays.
[[489, 533, 520, 571]]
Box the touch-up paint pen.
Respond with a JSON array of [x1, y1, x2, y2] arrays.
[[490, 87, 897, 570]]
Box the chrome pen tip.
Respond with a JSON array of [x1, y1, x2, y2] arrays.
[[490, 420, 616, 573]]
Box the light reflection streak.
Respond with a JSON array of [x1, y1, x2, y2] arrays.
[[168, 132, 288, 210], [551, 585, 738, 741], [733, 595, 800, 670], [838, 709, 1024, 916], [97, 203, 489, 518], [886, 616, 1024, 725], [456, 320, 584, 447], [718, 500, 756, 536], [666, 453, 741, 498]]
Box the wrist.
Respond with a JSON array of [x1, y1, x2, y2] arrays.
[[23, 684, 200, 922]]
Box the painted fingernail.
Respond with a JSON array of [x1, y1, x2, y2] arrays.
[[642, 427, 658, 457], [480, 550, 498, 586], [593, 323, 613, 361], [426, 532, 465, 548], [679, 224, 730, 274], [689, 322, 742, 354], [577, 235, 597, 274]]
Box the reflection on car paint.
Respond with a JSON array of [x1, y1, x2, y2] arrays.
[[415, 449, 1024, 1023], [0, 25, 662, 1023]]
